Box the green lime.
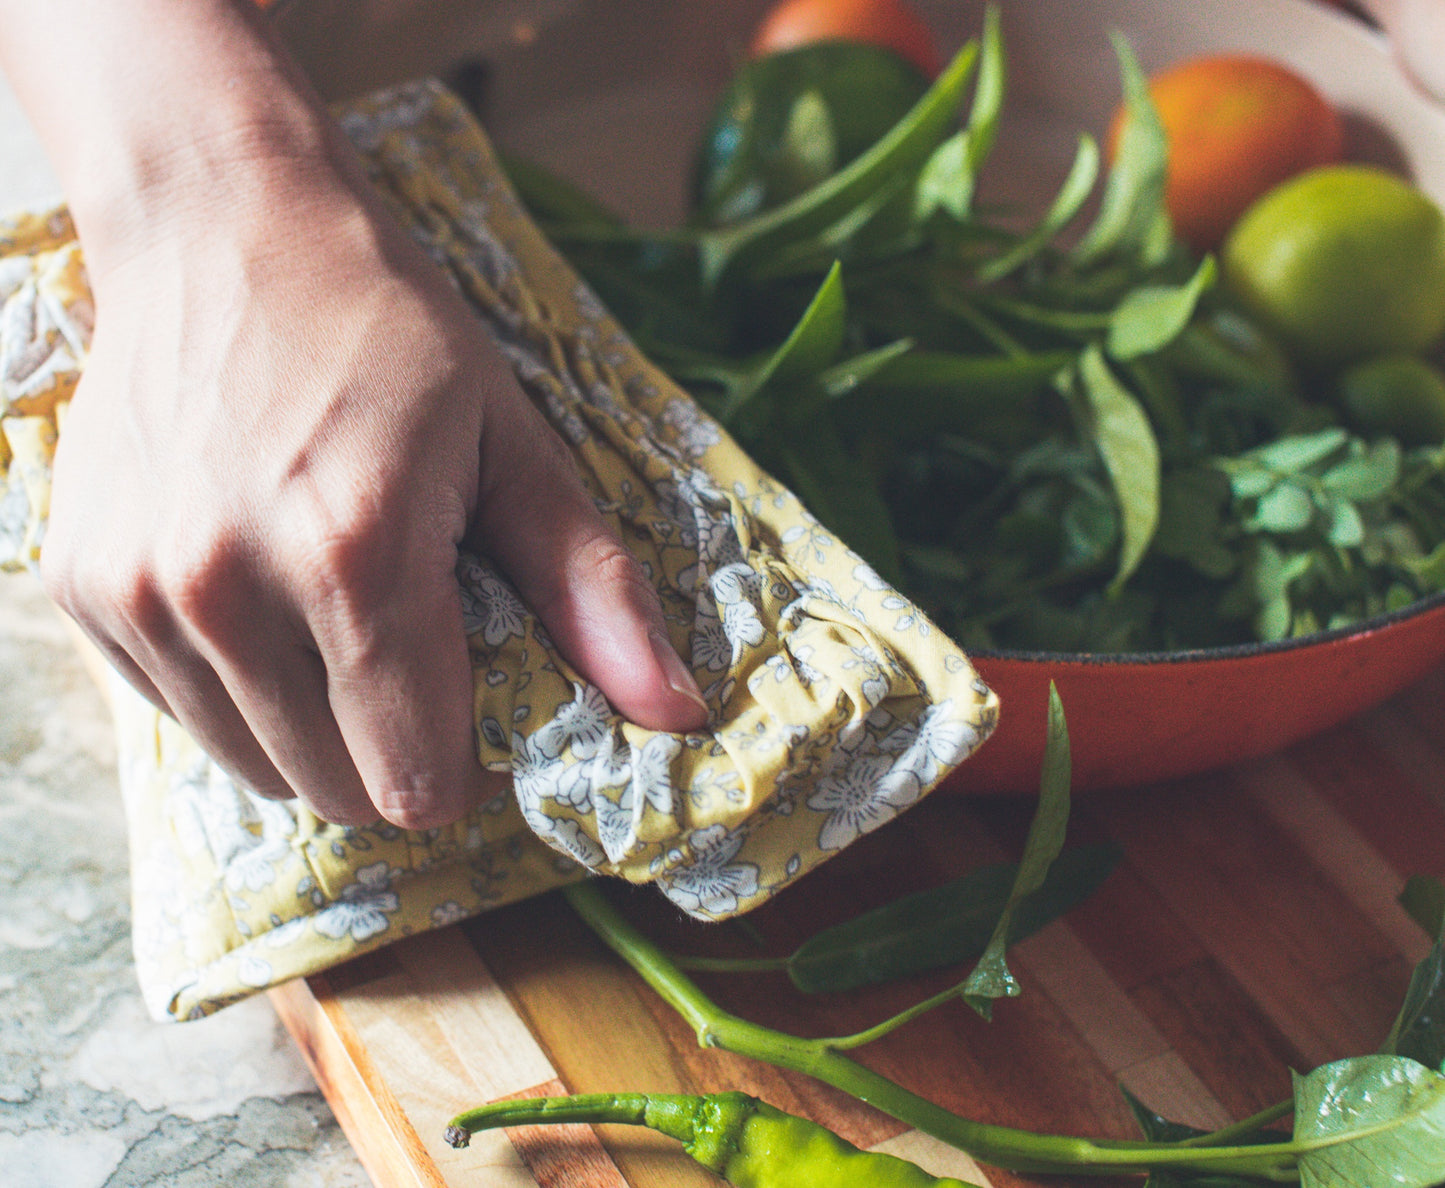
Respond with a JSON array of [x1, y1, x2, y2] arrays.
[[691, 41, 928, 227], [1221, 164, 1445, 368], [1335, 352, 1445, 445]]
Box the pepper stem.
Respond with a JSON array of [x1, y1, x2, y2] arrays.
[[446, 1092, 701, 1149]]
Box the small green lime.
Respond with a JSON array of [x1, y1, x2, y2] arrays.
[[1221, 164, 1445, 368], [1335, 352, 1445, 446]]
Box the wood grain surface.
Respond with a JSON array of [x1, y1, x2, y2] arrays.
[[271, 669, 1445, 1188]]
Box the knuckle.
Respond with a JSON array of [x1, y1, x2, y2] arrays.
[[528, 531, 654, 626], [41, 539, 166, 640], [152, 531, 248, 637], [294, 504, 399, 619], [576, 532, 653, 601]]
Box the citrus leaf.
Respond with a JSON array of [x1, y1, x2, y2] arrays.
[[786, 843, 1119, 994], [1078, 344, 1161, 592], [1292, 1055, 1445, 1188], [723, 260, 846, 423], [699, 38, 980, 284], [1382, 939, 1445, 1072], [962, 683, 1072, 1016], [1402, 875, 1445, 941], [977, 134, 1101, 283], [915, 130, 975, 222], [1072, 33, 1169, 266], [1108, 256, 1217, 361]]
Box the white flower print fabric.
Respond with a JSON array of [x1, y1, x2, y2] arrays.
[[0, 81, 999, 1020]]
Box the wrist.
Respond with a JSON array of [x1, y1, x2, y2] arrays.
[[0, 0, 355, 280], [74, 103, 355, 288]]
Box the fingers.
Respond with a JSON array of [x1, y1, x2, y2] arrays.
[[306, 565, 489, 830], [42, 554, 317, 811], [191, 527, 490, 830], [46, 520, 486, 830], [470, 402, 710, 735]]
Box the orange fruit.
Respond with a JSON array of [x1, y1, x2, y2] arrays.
[[749, 0, 942, 78], [1109, 54, 1344, 252]]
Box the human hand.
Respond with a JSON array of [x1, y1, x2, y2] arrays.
[[11, 1, 707, 831], [42, 158, 707, 829]]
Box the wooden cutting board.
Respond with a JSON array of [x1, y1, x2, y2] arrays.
[[270, 668, 1445, 1188]]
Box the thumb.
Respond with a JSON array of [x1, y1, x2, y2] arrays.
[[470, 405, 709, 734]]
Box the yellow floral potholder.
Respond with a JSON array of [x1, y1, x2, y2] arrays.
[[0, 81, 998, 1021]]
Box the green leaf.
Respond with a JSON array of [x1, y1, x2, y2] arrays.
[[1292, 1055, 1445, 1188], [814, 338, 916, 401], [1252, 429, 1349, 476], [962, 683, 1072, 1016], [914, 4, 1005, 228], [1121, 1087, 1292, 1178], [698, 37, 980, 284], [691, 41, 930, 226], [723, 259, 847, 423], [1108, 256, 1217, 361], [1402, 875, 1445, 941], [1381, 939, 1445, 1073], [786, 843, 1120, 994], [840, 348, 1071, 439], [1248, 482, 1315, 534], [1154, 467, 1237, 579], [1403, 543, 1445, 591], [1078, 344, 1162, 592], [1121, 1085, 1215, 1144], [1160, 306, 1297, 399], [1320, 438, 1402, 502], [915, 131, 973, 222], [962, 4, 1007, 174], [1071, 34, 1170, 267], [976, 134, 1100, 283], [1225, 460, 1284, 503], [1323, 497, 1365, 548]]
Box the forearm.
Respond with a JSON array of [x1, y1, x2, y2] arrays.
[[0, 0, 352, 277]]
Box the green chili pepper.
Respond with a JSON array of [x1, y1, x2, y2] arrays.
[[444, 1091, 981, 1188]]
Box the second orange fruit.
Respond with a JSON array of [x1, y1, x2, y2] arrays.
[[749, 0, 942, 78], [1110, 54, 1344, 253]]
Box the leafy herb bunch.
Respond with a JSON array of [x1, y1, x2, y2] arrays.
[[507, 9, 1445, 653]]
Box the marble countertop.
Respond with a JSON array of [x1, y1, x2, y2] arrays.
[[0, 63, 369, 1188], [0, 572, 370, 1188]]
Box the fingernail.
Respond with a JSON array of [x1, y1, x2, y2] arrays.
[[650, 629, 709, 725]]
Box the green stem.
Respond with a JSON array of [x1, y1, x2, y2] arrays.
[[1178, 1099, 1294, 1149], [562, 882, 1301, 1181], [826, 981, 970, 1051]]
